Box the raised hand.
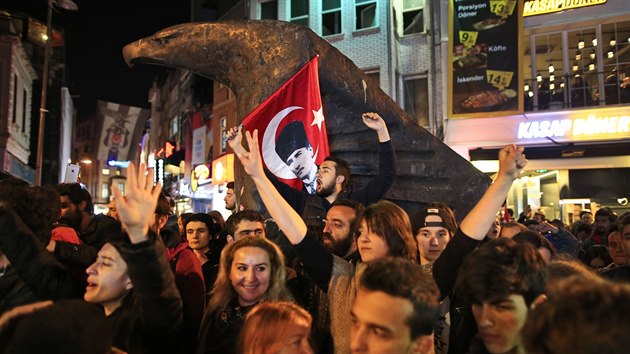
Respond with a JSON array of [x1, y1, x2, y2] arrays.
[[498, 144, 527, 181], [227, 125, 246, 157], [112, 163, 162, 244], [233, 129, 265, 180], [361, 112, 390, 142]]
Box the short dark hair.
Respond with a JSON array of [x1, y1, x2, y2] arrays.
[[324, 156, 350, 190], [275, 121, 311, 162], [155, 192, 171, 216], [226, 182, 235, 190], [359, 258, 440, 339], [331, 199, 365, 238], [594, 207, 617, 223], [512, 230, 557, 259], [523, 276, 630, 354], [456, 238, 547, 306], [185, 213, 221, 236], [57, 183, 94, 215], [574, 221, 592, 235], [225, 210, 265, 236], [579, 210, 592, 219]]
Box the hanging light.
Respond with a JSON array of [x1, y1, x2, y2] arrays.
[[592, 37, 597, 47], [550, 74, 555, 81], [589, 50, 596, 59], [576, 51, 582, 60], [537, 72, 543, 82], [524, 84, 530, 91], [589, 62, 595, 71], [608, 50, 614, 59], [578, 37, 585, 49], [610, 37, 617, 46], [548, 62, 555, 73], [528, 91, 534, 98], [560, 82, 565, 88], [573, 62, 579, 71], [550, 83, 555, 90]]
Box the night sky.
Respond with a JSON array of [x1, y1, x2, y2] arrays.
[[3, 0, 203, 118]]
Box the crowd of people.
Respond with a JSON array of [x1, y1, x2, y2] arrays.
[[0, 112, 629, 354]]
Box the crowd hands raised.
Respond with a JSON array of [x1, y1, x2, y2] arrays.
[[0, 113, 629, 354]]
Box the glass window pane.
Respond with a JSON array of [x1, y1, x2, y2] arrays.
[[356, 3, 376, 30], [568, 28, 598, 107], [291, 17, 309, 27], [356, 0, 372, 4], [322, 11, 341, 36], [261, 1, 278, 20], [323, 0, 340, 11], [403, 0, 423, 10], [533, 33, 565, 111], [403, 9, 423, 35], [291, 0, 308, 18], [404, 78, 429, 127]]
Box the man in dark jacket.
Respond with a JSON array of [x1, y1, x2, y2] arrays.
[[48, 183, 121, 268]]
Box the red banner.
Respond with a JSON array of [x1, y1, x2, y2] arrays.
[[242, 56, 330, 193]]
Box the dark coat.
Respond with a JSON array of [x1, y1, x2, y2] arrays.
[[54, 214, 122, 267], [432, 229, 482, 354], [162, 228, 206, 354], [109, 234, 183, 354]]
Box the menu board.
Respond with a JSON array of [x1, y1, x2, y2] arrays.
[[448, 0, 522, 118]]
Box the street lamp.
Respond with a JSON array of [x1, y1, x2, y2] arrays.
[[35, 0, 78, 185]]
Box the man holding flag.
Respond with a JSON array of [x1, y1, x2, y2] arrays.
[[233, 56, 396, 229]]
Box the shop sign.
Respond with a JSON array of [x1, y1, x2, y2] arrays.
[[448, 0, 522, 118], [518, 114, 630, 140], [212, 154, 234, 185], [523, 0, 607, 17], [191, 163, 211, 192]]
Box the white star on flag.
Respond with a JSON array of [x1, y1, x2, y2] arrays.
[[311, 107, 325, 130]]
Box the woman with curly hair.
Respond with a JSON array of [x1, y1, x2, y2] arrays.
[[197, 236, 293, 354]]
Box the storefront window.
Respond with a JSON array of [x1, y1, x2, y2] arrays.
[[601, 22, 630, 105], [524, 20, 630, 111], [568, 28, 598, 108]]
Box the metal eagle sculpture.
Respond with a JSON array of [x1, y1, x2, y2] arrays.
[[122, 20, 490, 219]]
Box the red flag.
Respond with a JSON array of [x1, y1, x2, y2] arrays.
[[503, 204, 511, 223], [242, 56, 330, 193]]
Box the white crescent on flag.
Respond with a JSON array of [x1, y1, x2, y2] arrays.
[[262, 106, 304, 179]]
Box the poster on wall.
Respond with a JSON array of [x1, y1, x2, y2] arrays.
[[448, 0, 523, 118]]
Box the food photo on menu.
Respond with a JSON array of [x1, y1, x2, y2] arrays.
[[450, 0, 519, 115]]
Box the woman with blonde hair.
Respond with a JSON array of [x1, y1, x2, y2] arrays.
[[237, 302, 313, 354], [197, 236, 293, 354]]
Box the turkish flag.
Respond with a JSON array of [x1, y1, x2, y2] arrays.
[[242, 56, 330, 193]]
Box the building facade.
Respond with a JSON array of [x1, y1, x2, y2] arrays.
[[445, 0, 630, 222], [0, 34, 37, 183], [248, 0, 441, 134]]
